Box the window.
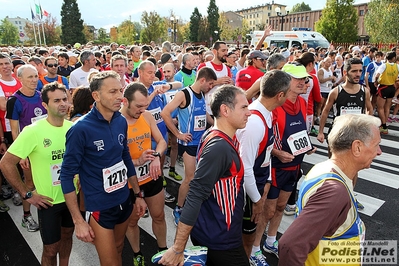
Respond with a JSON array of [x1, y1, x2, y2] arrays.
[[266, 19, 269, 24], [19, 26, 22, 30], [293, 17, 296, 22], [250, 21, 252, 25], [302, 16, 304, 21], [15, 21, 18, 24], [306, 16, 309, 21], [250, 14, 252, 18], [359, 10, 364, 16], [268, 12, 271, 16], [257, 13, 259, 18], [290, 18, 292, 22]]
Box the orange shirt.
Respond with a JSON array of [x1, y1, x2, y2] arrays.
[[127, 115, 152, 186]]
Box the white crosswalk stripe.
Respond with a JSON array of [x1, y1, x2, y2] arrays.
[[5, 123, 398, 265]]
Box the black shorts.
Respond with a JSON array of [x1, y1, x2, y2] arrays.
[[86, 195, 132, 229], [378, 84, 396, 99], [267, 167, 299, 199], [321, 92, 329, 99], [369, 82, 377, 95], [242, 187, 265, 234], [191, 236, 249, 266], [178, 144, 198, 157], [37, 202, 74, 245], [139, 177, 163, 198], [4, 131, 13, 145]]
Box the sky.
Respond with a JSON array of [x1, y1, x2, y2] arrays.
[[1, 0, 369, 31]]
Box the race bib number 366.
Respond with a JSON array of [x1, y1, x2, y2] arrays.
[[103, 161, 128, 193], [287, 130, 312, 156]]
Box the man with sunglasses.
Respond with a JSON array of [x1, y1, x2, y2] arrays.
[[37, 57, 69, 93], [236, 50, 267, 93]]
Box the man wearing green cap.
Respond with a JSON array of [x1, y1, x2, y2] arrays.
[[262, 62, 316, 258]]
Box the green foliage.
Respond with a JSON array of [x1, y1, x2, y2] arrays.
[[141, 11, 166, 44], [365, 0, 399, 43], [198, 16, 209, 42], [0, 19, 19, 45], [290, 2, 312, 13], [315, 0, 358, 42], [218, 12, 233, 41], [60, 0, 86, 44], [96, 28, 109, 44], [117, 20, 135, 44], [207, 0, 220, 41], [189, 7, 202, 42]]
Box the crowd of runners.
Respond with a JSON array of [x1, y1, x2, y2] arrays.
[[0, 25, 393, 266]]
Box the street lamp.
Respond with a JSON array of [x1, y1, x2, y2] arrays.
[[214, 30, 218, 40], [170, 16, 179, 43], [275, 7, 289, 31]]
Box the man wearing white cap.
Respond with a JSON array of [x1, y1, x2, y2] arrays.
[[262, 62, 316, 258], [235, 50, 267, 92]]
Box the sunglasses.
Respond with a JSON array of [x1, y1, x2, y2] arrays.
[[47, 64, 58, 68], [256, 58, 265, 61]]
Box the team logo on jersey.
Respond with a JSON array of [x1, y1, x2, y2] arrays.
[[93, 140, 104, 151], [34, 107, 43, 117], [118, 134, 125, 145], [43, 138, 52, 148]]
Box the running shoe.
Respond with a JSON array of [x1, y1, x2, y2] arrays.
[[263, 240, 279, 258], [177, 156, 184, 167], [314, 117, 320, 125], [172, 206, 181, 226], [379, 126, 388, 135], [387, 117, 395, 123], [164, 189, 175, 203], [12, 192, 22, 206], [22, 215, 39, 232], [310, 127, 319, 136], [249, 250, 269, 266], [169, 170, 182, 181], [163, 157, 170, 169], [162, 176, 167, 187], [151, 246, 208, 266], [393, 117, 399, 123], [392, 97, 399, 104], [0, 200, 10, 212], [133, 254, 145, 266], [143, 208, 149, 218], [356, 199, 364, 210], [1, 185, 13, 200], [283, 204, 296, 216]]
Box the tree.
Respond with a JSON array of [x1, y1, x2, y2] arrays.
[[207, 0, 220, 42], [315, 0, 358, 43], [218, 12, 234, 41], [141, 11, 166, 44], [83, 24, 95, 42], [365, 0, 399, 43], [198, 15, 209, 43], [117, 20, 135, 44], [24, 15, 61, 45], [96, 28, 109, 44], [290, 2, 312, 13], [60, 0, 86, 44], [0, 19, 19, 45], [189, 8, 202, 42]]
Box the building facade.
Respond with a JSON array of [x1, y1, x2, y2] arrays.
[[5, 16, 30, 43], [268, 3, 369, 41], [235, 1, 288, 32]]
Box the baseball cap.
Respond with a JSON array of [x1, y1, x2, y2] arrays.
[[281, 49, 291, 59], [74, 43, 81, 49], [160, 53, 177, 64], [282, 63, 311, 79], [12, 59, 25, 68], [247, 50, 268, 60], [67, 51, 78, 57], [352, 46, 361, 52]]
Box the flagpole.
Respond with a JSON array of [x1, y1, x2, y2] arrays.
[[39, 3, 46, 46], [41, 21, 46, 46], [30, 7, 38, 46], [34, 2, 42, 46], [37, 21, 42, 46]]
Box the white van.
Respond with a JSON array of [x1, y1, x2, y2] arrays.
[[248, 30, 330, 49]]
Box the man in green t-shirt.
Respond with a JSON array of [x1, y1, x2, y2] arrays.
[[0, 82, 74, 266]]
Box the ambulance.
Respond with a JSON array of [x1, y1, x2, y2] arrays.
[[248, 28, 330, 49]]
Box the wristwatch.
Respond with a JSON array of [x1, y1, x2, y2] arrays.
[[134, 190, 145, 198], [152, 152, 161, 158], [23, 191, 33, 200]]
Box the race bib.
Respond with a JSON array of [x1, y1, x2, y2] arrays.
[[261, 144, 273, 167], [31, 114, 48, 124], [194, 115, 206, 131], [50, 163, 62, 186], [287, 130, 312, 156], [340, 107, 362, 115], [135, 161, 151, 183], [102, 161, 128, 193], [164, 90, 178, 104], [149, 107, 163, 124]]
